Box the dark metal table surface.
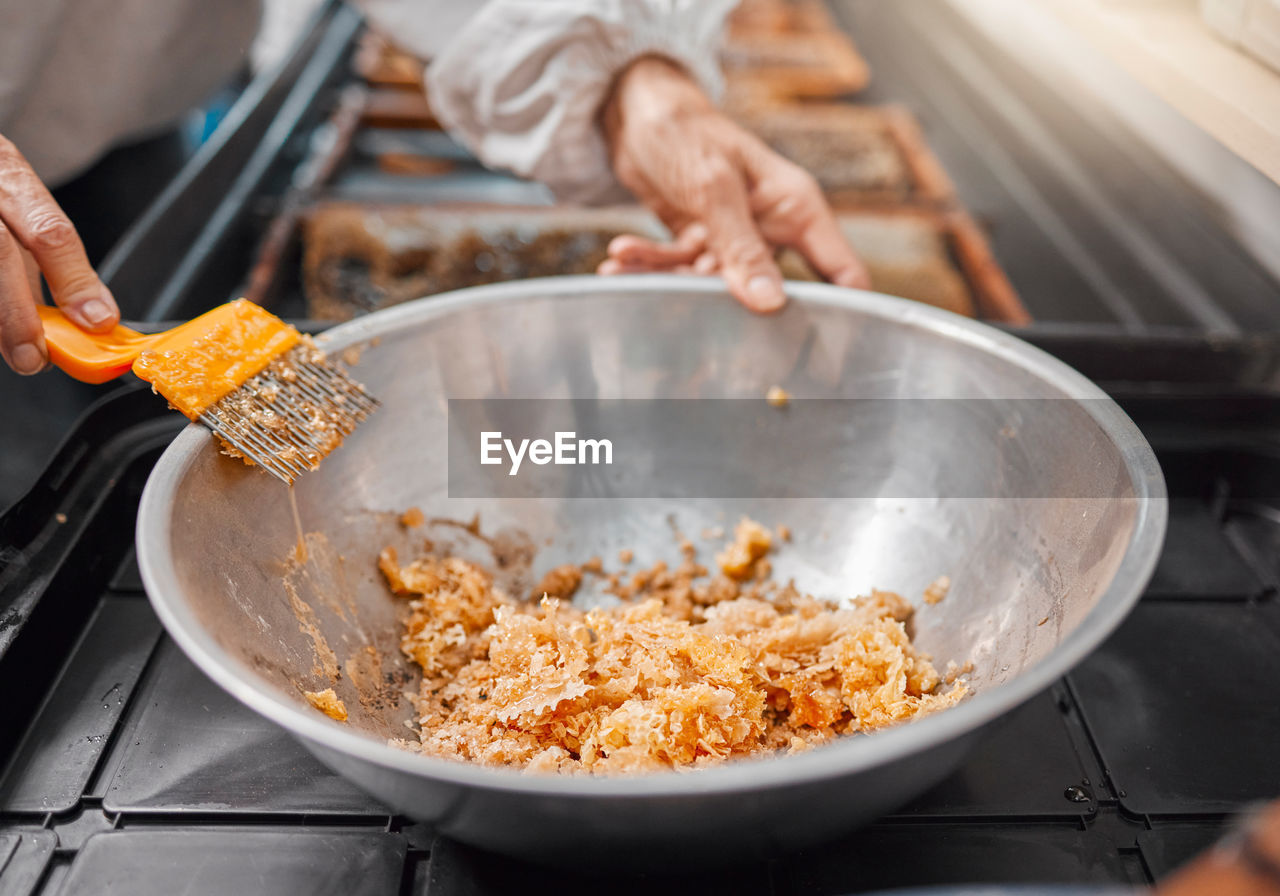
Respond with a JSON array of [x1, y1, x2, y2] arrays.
[[1, 333, 1277, 894]]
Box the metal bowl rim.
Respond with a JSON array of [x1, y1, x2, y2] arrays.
[[136, 275, 1167, 799]]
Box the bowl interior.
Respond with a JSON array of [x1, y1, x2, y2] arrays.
[[145, 279, 1160, 760]]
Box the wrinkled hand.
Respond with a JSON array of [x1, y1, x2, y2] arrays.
[[599, 56, 869, 311], [0, 135, 119, 374]]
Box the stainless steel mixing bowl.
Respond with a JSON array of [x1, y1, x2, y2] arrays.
[[136, 276, 1166, 866]]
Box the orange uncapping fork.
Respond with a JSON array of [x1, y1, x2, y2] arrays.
[[38, 299, 378, 484]]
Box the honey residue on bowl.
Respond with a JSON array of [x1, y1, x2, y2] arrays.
[[304, 687, 348, 722]]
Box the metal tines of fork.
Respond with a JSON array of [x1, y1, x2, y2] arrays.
[[198, 344, 380, 485]]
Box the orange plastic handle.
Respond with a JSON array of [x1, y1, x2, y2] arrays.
[[129, 301, 299, 418], [37, 305, 161, 384], [37, 300, 300, 419]]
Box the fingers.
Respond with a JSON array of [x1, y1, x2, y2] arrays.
[[0, 221, 47, 374], [601, 224, 718, 276], [604, 235, 699, 269], [606, 223, 706, 268], [597, 257, 713, 276], [696, 160, 786, 312], [20, 243, 41, 299], [744, 144, 872, 291], [0, 136, 118, 331], [614, 158, 787, 310], [791, 211, 871, 290], [599, 223, 721, 276], [597, 258, 638, 276], [692, 251, 718, 274]]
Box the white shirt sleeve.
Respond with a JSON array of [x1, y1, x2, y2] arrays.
[[420, 0, 737, 205], [0, 0, 260, 185]]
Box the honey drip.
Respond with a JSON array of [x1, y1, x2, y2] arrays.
[[289, 487, 307, 563]]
